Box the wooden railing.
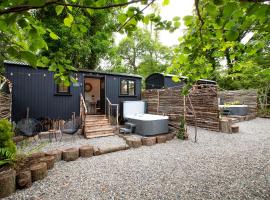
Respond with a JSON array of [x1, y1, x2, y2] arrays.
[[80, 94, 88, 134], [106, 97, 119, 127]]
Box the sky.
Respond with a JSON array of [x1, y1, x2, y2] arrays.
[[115, 0, 195, 46], [158, 0, 194, 46]]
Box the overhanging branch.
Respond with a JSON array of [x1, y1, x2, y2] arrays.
[[0, 0, 143, 15], [117, 0, 156, 32]]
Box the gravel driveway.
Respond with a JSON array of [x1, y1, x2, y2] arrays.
[[5, 118, 270, 200]]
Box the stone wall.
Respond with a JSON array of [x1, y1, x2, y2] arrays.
[[218, 89, 258, 116], [142, 85, 220, 132]]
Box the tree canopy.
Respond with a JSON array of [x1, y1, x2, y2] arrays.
[[0, 0, 178, 85], [169, 0, 270, 90]]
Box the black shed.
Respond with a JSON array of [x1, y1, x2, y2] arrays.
[[5, 61, 142, 122], [145, 73, 216, 90]]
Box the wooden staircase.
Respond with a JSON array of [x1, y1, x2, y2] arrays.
[[84, 115, 117, 139]]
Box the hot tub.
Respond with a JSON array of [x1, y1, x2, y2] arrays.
[[125, 114, 169, 136], [123, 101, 169, 136], [219, 105, 248, 116]]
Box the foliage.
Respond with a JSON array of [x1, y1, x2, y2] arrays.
[[36, 6, 115, 70], [0, 119, 17, 167], [0, 0, 179, 82], [177, 116, 187, 140], [169, 0, 270, 91], [107, 28, 173, 80]]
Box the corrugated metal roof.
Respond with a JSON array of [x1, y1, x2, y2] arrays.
[[4, 60, 142, 79]]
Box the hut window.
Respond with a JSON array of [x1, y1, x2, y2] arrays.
[[120, 79, 135, 96], [56, 82, 70, 94]]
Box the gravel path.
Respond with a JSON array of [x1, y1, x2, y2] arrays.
[[18, 135, 127, 153], [6, 118, 270, 200]]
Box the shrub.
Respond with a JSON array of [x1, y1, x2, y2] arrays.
[[177, 116, 187, 140], [0, 119, 17, 167]]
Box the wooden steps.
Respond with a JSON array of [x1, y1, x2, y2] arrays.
[[84, 115, 117, 138]]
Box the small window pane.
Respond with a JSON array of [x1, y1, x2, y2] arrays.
[[120, 80, 128, 95], [57, 82, 69, 93], [129, 81, 135, 95]]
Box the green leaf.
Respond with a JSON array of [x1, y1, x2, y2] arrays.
[[226, 30, 239, 41], [183, 16, 193, 26], [55, 5, 64, 16], [70, 76, 77, 83], [86, 8, 94, 15], [49, 31, 59, 40], [173, 16, 180, 21], [0, 19, 7, 31], [223, 2, 237, 18], [118, 14, 127, 24], [172, 75, 180, 82], [64, 14, 74, 27], [162, 0, 170, 6], [49, 63, 57, 71], [21, 51, 37, 66], [174, 21, 181, 28]]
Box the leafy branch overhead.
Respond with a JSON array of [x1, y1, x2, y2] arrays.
[[0, 0, 178, 83]]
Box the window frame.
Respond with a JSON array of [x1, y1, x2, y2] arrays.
[[55, 82, 71, 96], [119, 78, 136, 96]]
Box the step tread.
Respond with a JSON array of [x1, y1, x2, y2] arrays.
[[85, 126, 117, 132]]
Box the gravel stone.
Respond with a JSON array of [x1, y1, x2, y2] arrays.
[[5, 118, 270, 200]]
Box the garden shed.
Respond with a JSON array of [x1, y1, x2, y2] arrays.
[[145, 73, 216, 90]]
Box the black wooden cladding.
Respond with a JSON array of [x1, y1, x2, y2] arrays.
[[5, 63, 141, 122]]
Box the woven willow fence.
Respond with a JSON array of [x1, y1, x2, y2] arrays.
[[142, 85, 220, 132], [0, 76, 12, 120]]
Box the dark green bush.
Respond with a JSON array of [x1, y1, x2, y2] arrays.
[[0, 119, 17, 166]]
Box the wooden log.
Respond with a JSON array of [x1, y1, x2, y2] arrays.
[[166, 133, 176, 141], [16, 170, 32, 189], [99, 145, 129, 154], [93, 146, 101, 156], [79, 145, 94, 157], [28, 152, 45, 165], [142, 137, 156, 146], [30, 162, 48, 182], [220, 119, 232, 133], [45, 149, 62, 162], [156, 135, 167, 143], [126, 136, 142, 148], [0, 168, 16, 198], [39, 156, 55, 170], [231, 124, 239, 133], [62, 148, 79, 161]]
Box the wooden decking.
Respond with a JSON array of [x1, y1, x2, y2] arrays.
[[84, 115, 117, 139]]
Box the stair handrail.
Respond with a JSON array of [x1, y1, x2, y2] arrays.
[[106, 97, 119, 127]]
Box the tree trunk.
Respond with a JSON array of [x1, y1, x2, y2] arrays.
[[0, 168, 16, 198]]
